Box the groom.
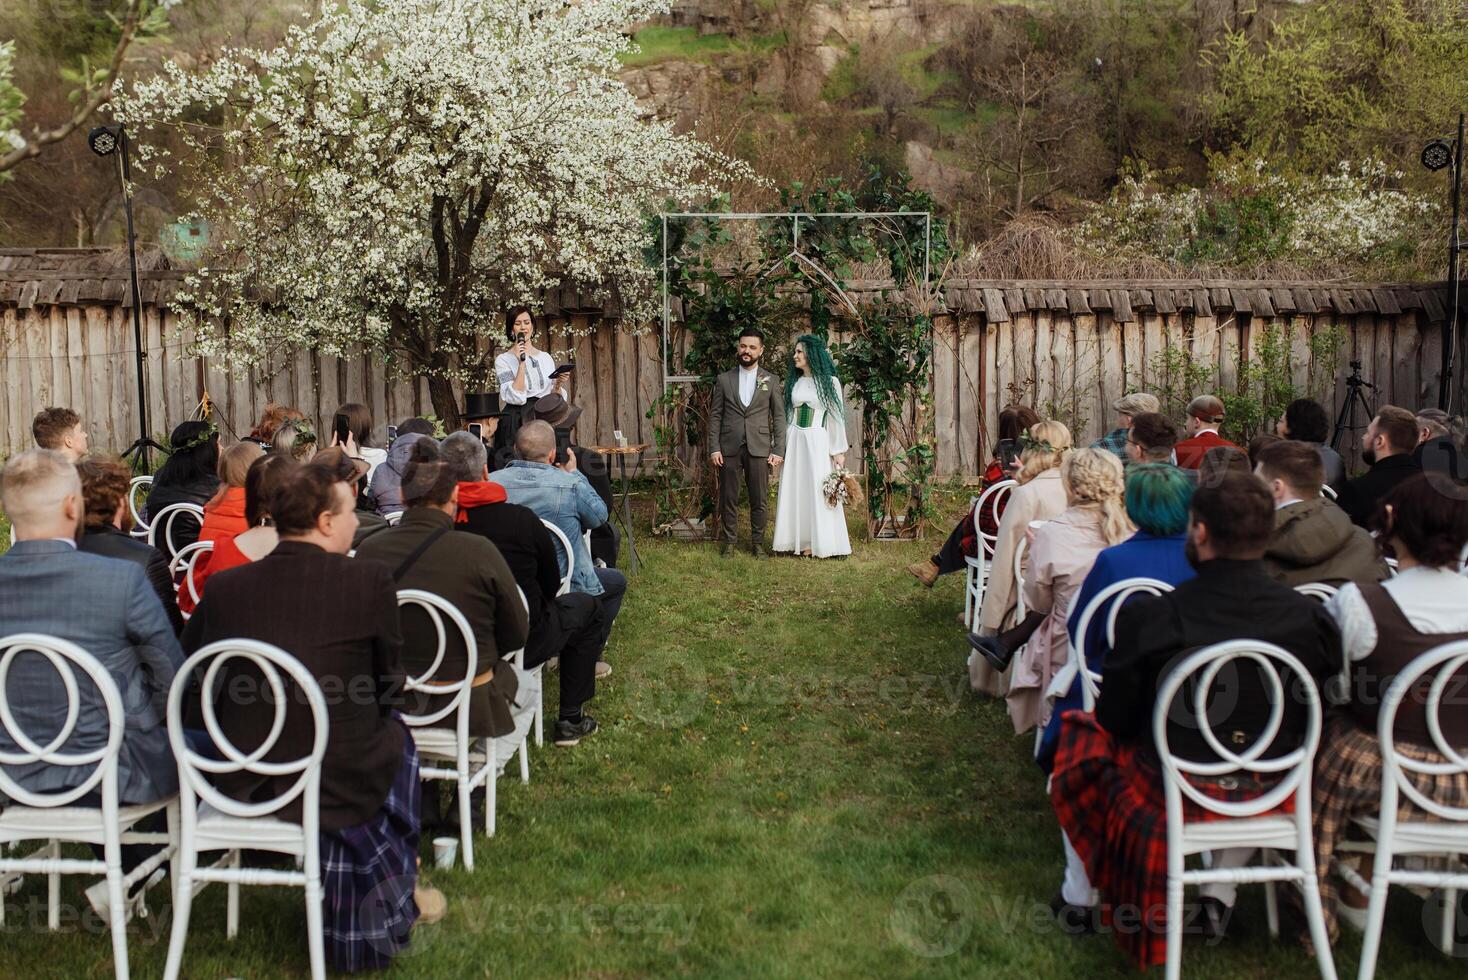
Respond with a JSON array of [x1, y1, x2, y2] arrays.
[[708, 327, 786, 558]]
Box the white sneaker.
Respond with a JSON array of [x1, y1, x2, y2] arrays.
[[1337, 902, 1368, 932], [85, 869, 162, 927]]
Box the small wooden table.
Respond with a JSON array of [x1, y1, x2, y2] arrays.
[[591, 443, 650, 573]]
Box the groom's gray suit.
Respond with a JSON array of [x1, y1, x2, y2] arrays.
[[708, 365, 786, 546]]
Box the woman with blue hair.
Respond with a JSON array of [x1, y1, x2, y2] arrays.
[[772, 333, 852, 558]]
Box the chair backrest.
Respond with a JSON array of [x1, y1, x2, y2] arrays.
[[170, 540, 216, 611], [1153, 639, 1323, 820], [127, 476, 153, 537], [0, 633, 124, 809], [1384, 556, 1399, 576], [540, 519, 575, 596], [1377, 638, 1468, 822], [1320, 484, 1337, 501], [148, 502, 205, 557], [1069, 577, 1175, 711], [1012, 533, 1029, 619], [1294, 582, 1338, 603], [395, 589, 477, 731], [974, 480, 1017, 558], [384, 511, 404, 526], [166, 639, 328, 824]]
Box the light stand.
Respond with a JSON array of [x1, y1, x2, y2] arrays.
[[1422, 113, 1464, 413], [88, 124, 167, 469]]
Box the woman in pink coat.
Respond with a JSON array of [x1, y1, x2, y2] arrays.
[[1007, 448, 1134, 734]]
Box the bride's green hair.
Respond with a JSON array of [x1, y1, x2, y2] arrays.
[[785, 333, 843, 418]]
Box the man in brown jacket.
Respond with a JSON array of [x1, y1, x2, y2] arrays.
[[1255, 440, 1388, 587], [708, 327, 786, 557]]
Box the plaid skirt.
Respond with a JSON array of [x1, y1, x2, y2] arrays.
[[1308, 715, 1468, 945], [1049, 710, 1292, 970], [320, 721, 421, 972]]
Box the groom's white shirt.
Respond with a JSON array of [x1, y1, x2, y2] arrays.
[[738, 363, 758, 408]]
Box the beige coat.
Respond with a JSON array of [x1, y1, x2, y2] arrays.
[[969, 468, 1068, 695]]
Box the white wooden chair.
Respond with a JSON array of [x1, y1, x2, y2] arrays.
[[0, 633, 178, 980], [1153, 639, 1337, 980], [506, 586, 533, 785], [1052, 577, 1174, 713], [1294, 582, 1339, 603], [395, 589, 500, 867], [1321, 484, 1338, 501], [384, 511, 404, 526], [963, 480, 1016, 629], [147, 502, 205, 559], [169, 540, 215, 617], [1333, 638, 1468, 979], [127, 476, 153, 539], [537, 519, 577, 748], [163, 639, 329, 980]]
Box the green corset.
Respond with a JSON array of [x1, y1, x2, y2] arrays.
[[794, 403, 818, 428]]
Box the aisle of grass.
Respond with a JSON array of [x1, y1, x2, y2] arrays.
[[0, 500, 1461, 977]]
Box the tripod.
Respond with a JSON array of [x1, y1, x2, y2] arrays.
[[1331, 360, 1376, 453]]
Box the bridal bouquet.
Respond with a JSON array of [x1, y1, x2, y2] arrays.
[[822, 467, 863, 510]]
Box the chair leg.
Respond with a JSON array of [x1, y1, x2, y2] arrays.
[[534, 689, 544, 747], [1439, 887, 1458, 956], [458, 776, 473, 871], [102, 835, 131, 980], [1265, 878, 1280, 939], [163, 849, 197, 980], [47, 840, 59, 931], [226, 850, 241, 940], [1357, 861, 1393, 980], [518, 733, 530, 785], [304, 874, 326, 980], [486, 742, 497, 840], [1164, 873, 1184, 980]]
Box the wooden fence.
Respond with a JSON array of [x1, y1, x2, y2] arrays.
[[1, 251, 1454, 477]]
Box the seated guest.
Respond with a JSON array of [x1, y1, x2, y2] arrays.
[[1048, 474, 1338, 961], [1335, 405, 1421, 527], [1278, 398, 1345, 486], [31, 406, 90, 461], [1123, 411, 1180, 467], [182, 459, 441, 969], [1003, 448, 1134, 735], [310, 446, 388, 547], [1038, 463, 1196, 772], [968, 420, 1071, 696], [198, 442, 263, 548], [461, 392, 512, 474], [1174, 394, 1238, 469], [327, 401, 387, 483], [1197, 444, 1251, 488], [354, 440, 528, 745], [77, 455, 185, 635], [0, 451, 184, 920], [491, 421, 626, 663], [397, 417, 435, 437], [1090, 392, 1159, 462], [181, 453, 297, 614], [1413, 407, 1466, 486], [443, 432, 607, 744], [243, 402, 305, 451], [526, 392, 619, 568], [1255, 440, 1386, 587], [368, 430, 433, 517], [1246, 431, 1281, 462], [908, 403, 1039, 589], [144, 420, 222, 551], [1307, 474, 1468, 944], [269, 416, 317, 463]]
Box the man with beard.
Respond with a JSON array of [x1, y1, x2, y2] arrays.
[[1047, 473, 1338, 953], [708, 327, 786, 557], [1334, 406, 1421, 527]]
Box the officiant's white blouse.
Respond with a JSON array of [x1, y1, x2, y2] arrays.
[[494, 349, 558, 405]]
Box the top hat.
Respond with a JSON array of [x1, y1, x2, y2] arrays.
[[464, 391, 509, 419], [523, 392, 583, 430]]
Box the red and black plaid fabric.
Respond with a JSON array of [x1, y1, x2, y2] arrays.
[[959, 461, 1011, 557], [1049, 710, 1294, 970]]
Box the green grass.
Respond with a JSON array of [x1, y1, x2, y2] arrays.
[[0, 495, 1462, 977], [620, 27, 785, 69]]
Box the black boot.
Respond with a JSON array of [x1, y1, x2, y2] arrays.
[[968, 632, 1015, 673]]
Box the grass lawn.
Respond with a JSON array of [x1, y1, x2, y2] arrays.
[[620, 27, 785, 69], [0, 495, 1462, 977]]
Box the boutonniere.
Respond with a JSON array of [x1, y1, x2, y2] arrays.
[[756, 377, 771, 392]]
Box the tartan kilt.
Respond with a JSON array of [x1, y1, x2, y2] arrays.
[[1308, 715, 1468, 945], [1049, 710, 1293, 970], [319, 719, 422, 972]]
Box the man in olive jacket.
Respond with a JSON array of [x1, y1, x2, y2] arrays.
[[708, 327, 786, 557], [1255, 441, 1388, 587], [355, 440, 528, 739]]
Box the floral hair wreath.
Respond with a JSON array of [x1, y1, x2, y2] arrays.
[[173, 420, 220, 453], [1018, 432, 1056, 455], [276, 417, 317, 447]]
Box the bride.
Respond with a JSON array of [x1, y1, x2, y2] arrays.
[[773, 333, 852, 558]]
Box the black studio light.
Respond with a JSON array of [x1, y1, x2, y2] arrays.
[[1422, 117, 1464, 413]]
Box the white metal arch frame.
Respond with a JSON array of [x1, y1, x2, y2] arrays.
[[659, 210, 934, 386], [0, 633, 178, 980], [163, 638, 329, 980]]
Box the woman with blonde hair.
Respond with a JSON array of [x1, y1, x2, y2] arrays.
[[198, 441, 265, 547], [1006, 447, 1134, 733], [968, 420, 1072, 696]]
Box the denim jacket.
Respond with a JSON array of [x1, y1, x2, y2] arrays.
[[489, 460, 608, 596]]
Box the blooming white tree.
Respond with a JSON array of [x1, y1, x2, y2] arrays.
[[115, 0, 748, 423]]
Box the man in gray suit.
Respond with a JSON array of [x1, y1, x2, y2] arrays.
[[0, 450, 184, 806], [708, 328, 786, 558]]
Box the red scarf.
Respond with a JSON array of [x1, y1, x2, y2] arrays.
[[455, 481, 507, 522]]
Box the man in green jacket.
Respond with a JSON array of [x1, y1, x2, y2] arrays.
[[1255, 440, 1388, 587]]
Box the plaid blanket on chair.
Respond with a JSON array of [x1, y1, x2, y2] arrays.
[[1306, 716, 1468, 945], [320, 720, 422, 972], [1049, 710, 1292, 970]]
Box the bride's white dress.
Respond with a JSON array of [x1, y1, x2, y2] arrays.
[[773, 376, 852, 558]]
